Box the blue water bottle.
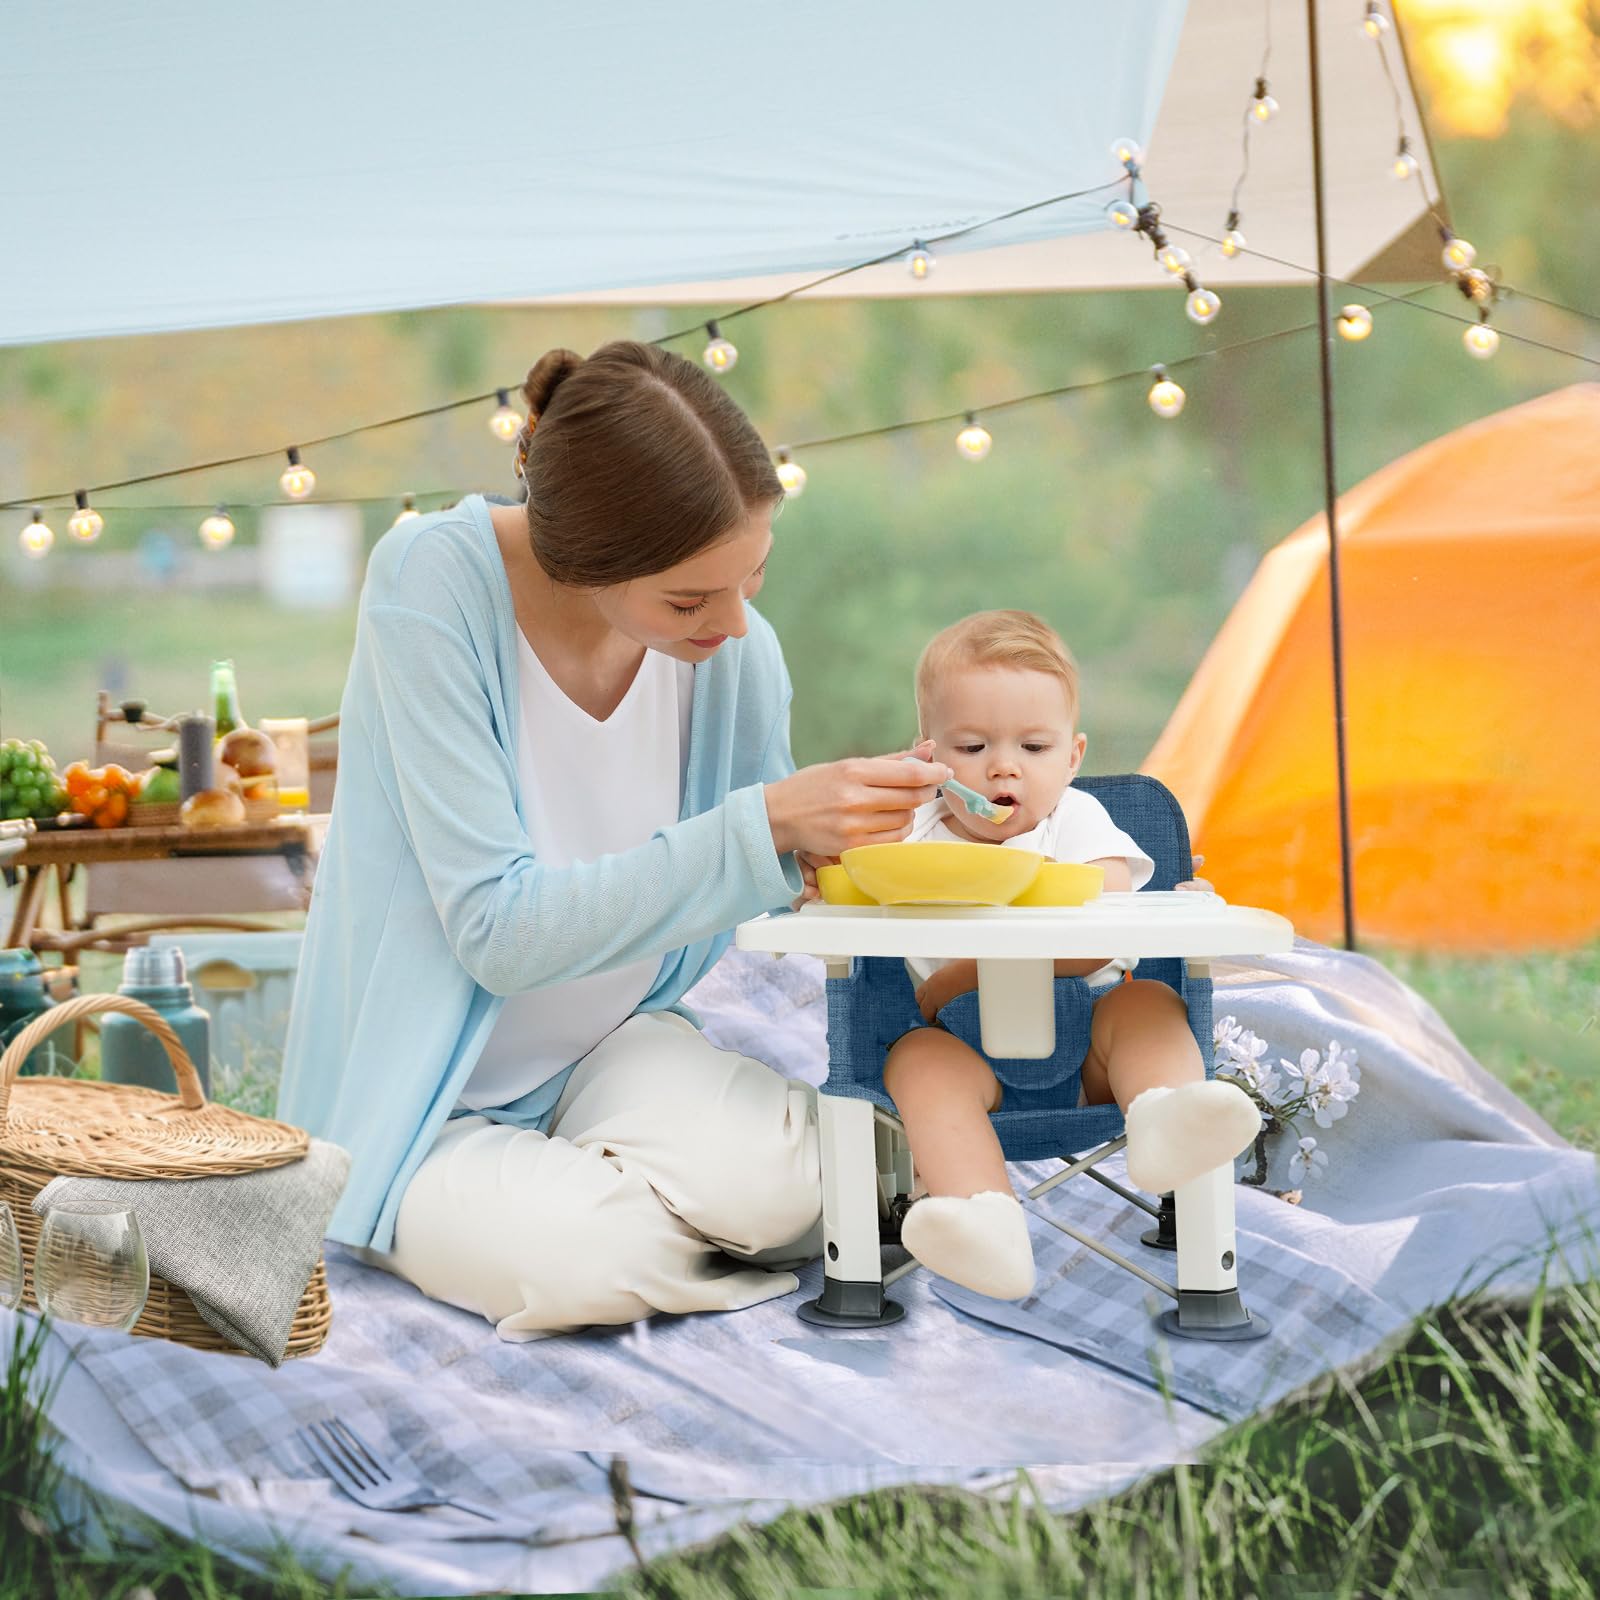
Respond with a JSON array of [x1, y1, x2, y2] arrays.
[[99, 947, 212, 1097]]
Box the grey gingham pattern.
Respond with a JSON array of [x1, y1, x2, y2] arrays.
[[24, 943, 1600, 1597]]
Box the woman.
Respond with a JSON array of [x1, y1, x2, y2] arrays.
[[278, 340, 950, 1339]]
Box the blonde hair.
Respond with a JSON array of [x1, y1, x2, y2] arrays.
[[915, 609, 1080, 731]]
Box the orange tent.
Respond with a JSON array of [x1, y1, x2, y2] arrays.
[[1143, 384, 1600, 951]]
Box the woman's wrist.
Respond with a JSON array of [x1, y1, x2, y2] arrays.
[[763, 778, 795, 857]]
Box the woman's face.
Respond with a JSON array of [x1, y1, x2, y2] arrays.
[[594, 507, 775, 663]]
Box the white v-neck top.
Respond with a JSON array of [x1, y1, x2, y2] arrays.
[[455, 633, 694, 1113]]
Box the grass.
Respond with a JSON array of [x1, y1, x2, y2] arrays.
[[3, 941, 1596, 1599]]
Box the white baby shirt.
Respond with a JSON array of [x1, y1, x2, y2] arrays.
[[455, 634, 694, 1114], [904, 785, 1155, 989]]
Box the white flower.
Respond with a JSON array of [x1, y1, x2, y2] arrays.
[[1288, 1136, 1328, 1184], [1233, 1054, 1283, 1103], [1214, 1015, 1244, 1050], [1280, 1046, 1324, 1088]]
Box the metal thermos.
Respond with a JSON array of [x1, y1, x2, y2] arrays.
[[98, 946, 212, 1096], [177, 712, 215, 801], [0, 948, 74, 1077]]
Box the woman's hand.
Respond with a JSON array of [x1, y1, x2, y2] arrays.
[[914, 958, 979, 1021], [766, 739, 951, 858], [1176, 852, 1214, 894]]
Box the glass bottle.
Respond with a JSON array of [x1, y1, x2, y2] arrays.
[[210, 659, 244, 738]]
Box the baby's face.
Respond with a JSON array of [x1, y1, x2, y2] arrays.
[[922, 666, 1086, 843]]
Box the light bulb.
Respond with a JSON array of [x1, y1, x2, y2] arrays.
[[67, 490, 103, 544], [702, 322, 738, 374], [1106, 199, 1140, 229], [1158, 244, 1192, 276], [1221, 229, 1247, 259], [955, 415, 992, 461], [1441, 236, 1477, 272], [1362, 2, 1390, 37], [1147, 369, 1185, 419], [1185, 287, 1221, 325], [19, 509, 53, 558], [907, 242, 935, 280], [199, 506, 236, 550], [1463, 322, 1500, 359], [488, 389, 523, 441], [775, 450, 807, 497], [1460, 267, 1494, 304], [392, 494, 421, 526], [1391, 142, 1419, 181], [1111, 136, 1143, 168], [280, 448, 315, 499], [1251, 92, 1279, 123], [1337, 304, 1374, 342]]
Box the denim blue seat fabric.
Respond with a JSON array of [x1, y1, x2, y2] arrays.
[[823, 774, 1213, 1162]]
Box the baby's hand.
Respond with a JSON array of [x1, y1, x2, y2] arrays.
[[914, 958, 979, 1020], [791, 849, 839, 908]]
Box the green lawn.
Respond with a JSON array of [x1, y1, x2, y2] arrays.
[[4, 941, 1596, 1600]]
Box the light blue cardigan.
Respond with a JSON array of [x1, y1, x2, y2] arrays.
[[276, 496, 803, 1250]]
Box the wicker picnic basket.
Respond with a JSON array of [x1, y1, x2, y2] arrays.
[[0, 993, 332, 1358]]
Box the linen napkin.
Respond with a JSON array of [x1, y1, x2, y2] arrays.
[[34, 1138, 350, 1365]]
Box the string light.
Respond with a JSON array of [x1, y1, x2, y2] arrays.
[[1250, 78, 1279, 123], [67, 489, 103, 544], [702, 321, 738, 374], [1337, 304, 1374, 342], [1147, 367, 1186, 419], [955, 413, 993, 461], [1111, 136, 1143, 170], [1391, 137, 1419, 181], [280, 447, 316, 499], [1440, 234, 1477, 272], [19, 508, 53, 558], [1158, 244, 1192, 276], [391, 493, 421, 526], [1185, 285, 1222, 325], [1106, 199, 1140, 229], [1459, 267, 1495, 304], [1362, 1, 1390, 38], [1220, 211, 1247, 259], [907, 241, 935, 280], [488, 390, 522, 442], [774, 450, 807, 497], [199, 505, 236, 549], [1463, 317, 1500, 359]]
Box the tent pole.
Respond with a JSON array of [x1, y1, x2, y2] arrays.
[[1305, 0, 1358, 951]]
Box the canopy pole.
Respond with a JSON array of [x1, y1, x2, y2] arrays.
[[1306, 0, 1358, 950]]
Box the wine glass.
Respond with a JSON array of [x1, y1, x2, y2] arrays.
[[0, 1200, 23, 1311], [34, 1200, 149, 1333]]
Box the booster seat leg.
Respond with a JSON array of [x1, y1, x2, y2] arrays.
[[1157, 1161, 1270, 1341], [799, 1094, 905, 1327]]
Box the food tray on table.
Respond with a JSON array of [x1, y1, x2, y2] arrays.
[[0, 993, 331, 1358]]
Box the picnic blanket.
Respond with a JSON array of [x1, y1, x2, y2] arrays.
[[13, 941, 1597, 1596]]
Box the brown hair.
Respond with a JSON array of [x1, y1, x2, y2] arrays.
[[514, 340, 783, 587], [915, 610, 1081, 729]]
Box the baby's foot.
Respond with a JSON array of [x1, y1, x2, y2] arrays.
[[900, 1190, 1036, 1300], [1124, 1080, 1262, 1194]]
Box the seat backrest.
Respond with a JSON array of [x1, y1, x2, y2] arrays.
[[1073, 773, 1194, 889]]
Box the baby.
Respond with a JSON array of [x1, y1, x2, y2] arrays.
[[885, 609, 1260, 1300]]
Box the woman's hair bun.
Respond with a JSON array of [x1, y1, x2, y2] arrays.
[[522, 348, 584, 422]]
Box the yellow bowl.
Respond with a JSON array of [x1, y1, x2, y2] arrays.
[[1009, 861, 1105, 907], [817, 864, 878, 905], [841, 842, 1044, 907]]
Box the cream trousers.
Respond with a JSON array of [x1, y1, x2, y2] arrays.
[[367, 1011, 824, 1341]]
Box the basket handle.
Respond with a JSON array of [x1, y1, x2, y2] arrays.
[[0, 993, 207, 1125]]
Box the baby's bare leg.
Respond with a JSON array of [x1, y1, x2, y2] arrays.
[[883, 1029, 1034, 1298], [1080, 980, 1258, 1193], [882, 1028, 1007, 1198], [1079, 979, 1203, 1107]]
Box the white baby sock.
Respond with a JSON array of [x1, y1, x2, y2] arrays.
[[1123, 1080, 1263, 1195], [899, 1190, 1036, 1300]]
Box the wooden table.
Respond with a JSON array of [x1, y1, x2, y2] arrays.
[[2, 816, 328, 952]]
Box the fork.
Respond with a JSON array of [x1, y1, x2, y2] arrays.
[[297, 1416, 501, 1521]]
